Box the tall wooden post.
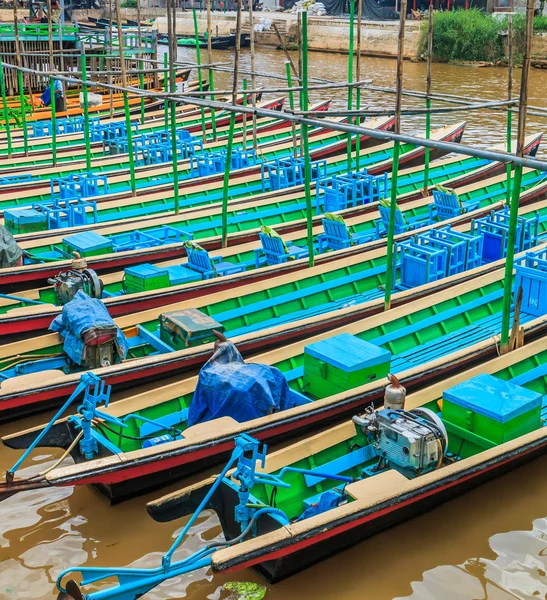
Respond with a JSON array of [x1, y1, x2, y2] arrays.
[[221, 0, 242, 248], [166, 0, 181, 214], [355, 0, 363, 170], [249, 0, 258, 150], [13, 2, 28, 156], [500, 0, 533, 352], [114, 0, 137, 197], [301, 10, 314, 267], [192, 7, 207, 142], [47, 0, 57, 167], [422, 5, 433, 195], [346, 0, 355, 173], [206, 0, 217, 140], [506, 13, 513, 204], [383, 0, 406, 311]]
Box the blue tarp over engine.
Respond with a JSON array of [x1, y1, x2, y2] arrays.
[[188, 341, 295, 426], [49, 290, 128, 365]]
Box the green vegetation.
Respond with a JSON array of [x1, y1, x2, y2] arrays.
[[418, 9, 547, 64], [121, 0, 138, 7]]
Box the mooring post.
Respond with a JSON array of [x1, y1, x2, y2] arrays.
[[221, 0, 242, 247], [0, 69, 12, 158], [13, 2, 28, 157], [249, 0, 258, 151], [167, 0, 181, 215], [206, 0, 217, 141], [506, 13, 513, 204], [346, 0, 355, 173], [384, 0, 407, 311], [80, 48, 92, 172], [355, 0, 363, 170], [192, 7, 207, 143], [242, 78, 248, 149], [114, 0, 137, 197], [47, 0, 57, 167], [301, 10, 314, 268], [285, 60, 298, 159], [423, 4, 433, 195], [500, 0, 532, 352]]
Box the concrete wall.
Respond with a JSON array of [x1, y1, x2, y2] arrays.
[[151, 11, 421, 58]]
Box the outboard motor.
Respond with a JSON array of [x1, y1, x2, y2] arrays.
[[48, 253, 103, 305], [80, 326, 121, 369], [353, 404, 448, 478]]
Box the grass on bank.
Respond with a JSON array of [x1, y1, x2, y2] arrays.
[[418, 9, 547, 63]]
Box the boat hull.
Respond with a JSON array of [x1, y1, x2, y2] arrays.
[[212, 435, 547, 582]]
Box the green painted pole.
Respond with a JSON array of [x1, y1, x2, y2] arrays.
[[163, 52, 169, 131], [346, 0, 355, 173], [139, 58, 145, 125], [506, 14, 513, 204], [302, 10, 314, 267], [221, 0, 242, 248], [500, 0, 533, 351], [423, 5, 433, 195], [355, 0, 362, 170], [123, 93, 137, 196], [81, 52, 92, 172], [242, 78, 247, 149], [285, 60, 298, 158], [221, 113, 236, 246], [206, 0, 217, 141], [49, 77, 57, 166], [167, 0, 181, 215], [192, 7, 207, 142], [0, 68, 13, 158], [17, 70, 28, 156], [384, 0, 407, 311]]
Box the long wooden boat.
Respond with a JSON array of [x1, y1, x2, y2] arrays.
[[0, 86, 250, 156], [0, 136, 542, 338], [139, 335, 547, 585], [0, 93, 278, 175], [3, 248, 547, 501], [2, 193, 546, 421]]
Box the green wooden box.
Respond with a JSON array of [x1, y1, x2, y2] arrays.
[[160, 308, 225, 350], [303, 333, 392, 400], [442, 373, 542, 455], [4, 208, 47, 234], [124, 264, 170, 294]]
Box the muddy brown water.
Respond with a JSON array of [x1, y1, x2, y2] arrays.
[[3, 47, 547, 600]]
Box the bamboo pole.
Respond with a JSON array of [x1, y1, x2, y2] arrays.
[[80, 49, 92, 172], [167, 0, 180, 215], [0, 69, 12, 158], [297, 11, 303, 157], [422, 4, 433, 195], [346, 0, 355, 173], [249, 0, 258, 151], [500, 0, 533, 353], [136, 0, 146, 124], [301, 10, 314, 267], [506, 13, 513, 204], [285, 60, 298, 158], [242, 78, 247, 149], [383, 0, 406, 311], [273, 22, 298, 76], [192, 7, 207, 142], [355, 0, 362, 170], [109, 0, 114, 118], [206, 0, 217, 141], [163, 52, 169, 130], [221, 0, 242, 248], [13, 1, 28, 156], [114, 0, 137, 197], [47, 0, 57, 167]]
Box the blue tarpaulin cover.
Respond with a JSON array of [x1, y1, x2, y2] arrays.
[[188, 341, 294, 426], [49, 290, 128, 365]]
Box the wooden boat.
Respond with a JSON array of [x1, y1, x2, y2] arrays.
[[3, 245, 547, 501], [139, 335, 547, 584], [2, 193, 546, 421], [0, 88, 255, 156], [0, 135, 542, 338]]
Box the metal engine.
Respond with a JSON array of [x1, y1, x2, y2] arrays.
[[353, 406, 448, 477], [48, 254, 103, 305]]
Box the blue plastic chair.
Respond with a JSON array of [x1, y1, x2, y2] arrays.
[[317, 218, 376, 253], [186, 247, 246, 279], [429, 190, 480, 222], [375, 205, 426, 237], [255, 232, 309, 266]]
